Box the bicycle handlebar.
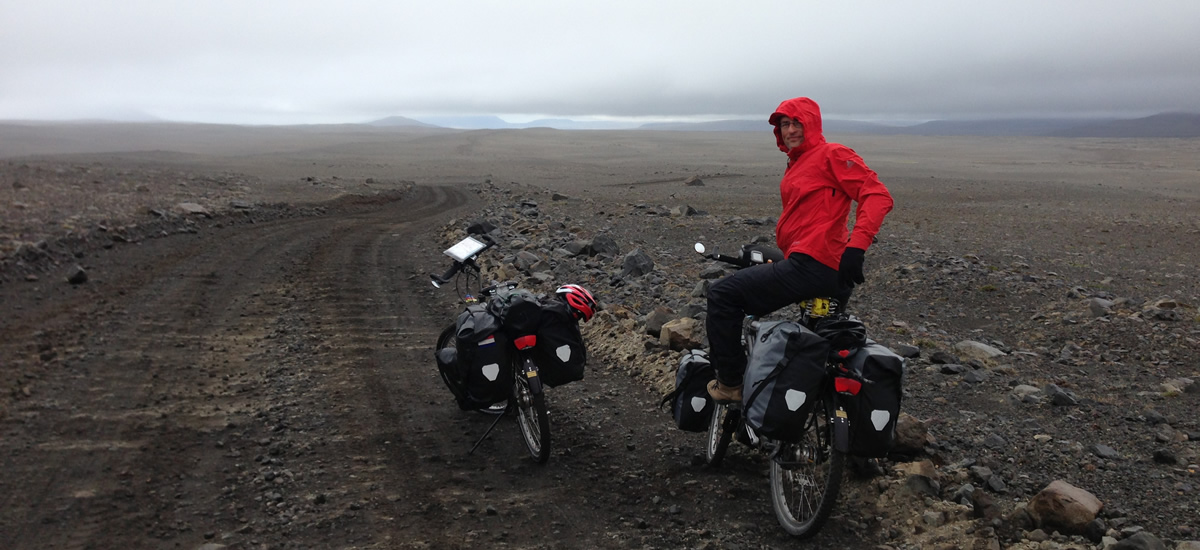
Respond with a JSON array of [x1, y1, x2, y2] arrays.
[[709, 253, 749, 268], [430, 262, 462, 287]]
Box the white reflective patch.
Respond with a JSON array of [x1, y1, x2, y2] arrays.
[[482, 363, 500, 381], [556, 345, 571, 362], [785, 389, 807, 411], [871, 410, 891, 431], [690, 396, 707, 413]]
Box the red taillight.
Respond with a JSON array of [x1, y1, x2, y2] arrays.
[[834, 377, 862, 395], [513, 335, 537, 350], [836, 349, 851, 358]]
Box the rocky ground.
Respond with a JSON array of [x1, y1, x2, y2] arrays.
[[441, 177, 1200, 550], [1, 130, 1198, 549]]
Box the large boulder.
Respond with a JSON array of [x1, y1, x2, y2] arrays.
[[1110, 532, 1167, 550], [644, 306, 674, 338], [588, 234, 620, 257], [1026, 480, 1102, 534], [660, 317, 704, 351], [619, 249, 655, 278], [954, 340, 1006, 361], [892, 412, 931, 455]]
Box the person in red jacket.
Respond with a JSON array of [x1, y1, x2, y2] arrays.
[[707, 97, 894, 402]]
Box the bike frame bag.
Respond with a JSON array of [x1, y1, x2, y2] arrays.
[[742, 320, 830, 442], [455, 304, 514, 409], [660, 349, 715, 432], [532, 300, 587, 387], [843, 341, 905, 457]]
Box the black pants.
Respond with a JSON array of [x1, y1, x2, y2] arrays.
[[705, 253, 849, 386]]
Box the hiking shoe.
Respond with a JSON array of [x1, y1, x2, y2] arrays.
[[706, 380, 743, 403]]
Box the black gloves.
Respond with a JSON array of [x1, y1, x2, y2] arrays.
[[839, 247, 866, 287]]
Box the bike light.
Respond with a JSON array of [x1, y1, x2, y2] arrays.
[[834, 377, 862, 395], [513, 335, 538, 350], [836, 349, 850, 358]]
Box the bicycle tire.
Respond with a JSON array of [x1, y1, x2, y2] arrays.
[[769, 390, 845, 538], [435, 323, 463, 397], [514, 366, 551, 463], [705, 403, 737, 466]]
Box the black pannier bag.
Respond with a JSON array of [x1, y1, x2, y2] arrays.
[[488, 287, 543, 340], [454, 304, 513, 409], [742, 321, 830, 442], [531, 300, 587, 387], [659, 349, 715, 432], [843, 341, 905, 457]]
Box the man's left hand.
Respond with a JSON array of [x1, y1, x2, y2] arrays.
[[839, 247, 866, 287]]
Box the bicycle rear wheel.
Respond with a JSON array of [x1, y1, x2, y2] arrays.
[[513, 364, 551, 463], [769, 391, 845, 538], [705, 403, 738, 466]]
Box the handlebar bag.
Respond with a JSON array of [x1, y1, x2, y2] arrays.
[[455, 304, 514, 409], [743, 321, 830, 442], [488, 288, 543, 339], [659, 349, 715, 432], [532, 300, 587, 387], [842, 341, 905, 458]]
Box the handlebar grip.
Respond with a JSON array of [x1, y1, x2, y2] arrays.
[[430, 262, 462, 286], [713, 254, 749, 268]]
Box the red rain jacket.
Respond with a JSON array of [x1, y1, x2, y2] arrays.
[[769, 97, 893, 270]]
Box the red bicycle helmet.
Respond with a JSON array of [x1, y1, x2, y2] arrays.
[[556, 284, 596, 322]]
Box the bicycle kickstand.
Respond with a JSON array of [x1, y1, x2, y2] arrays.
[[468, 406, 509, 455]]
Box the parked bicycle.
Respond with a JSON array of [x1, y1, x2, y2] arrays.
[[432, 232, 594, 464], [688, 242, 903, 539]]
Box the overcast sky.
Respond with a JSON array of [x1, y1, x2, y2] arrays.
[[2, 0, 1199, 125]]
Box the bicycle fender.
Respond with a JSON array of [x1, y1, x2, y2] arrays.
[[833, 408, 851, 454], [523, 358, 544, 394]]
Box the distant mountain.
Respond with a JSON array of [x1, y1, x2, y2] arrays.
[[365, 116, 439, 128], [867, 118, 1112, 137], [639, 120, 763, 131], [406, 115, 515, 129], [1046, 112, 1200, 138], [400, 115, 639, 130], [365, 112, 1200, 137], [520, 118, 639, 130]]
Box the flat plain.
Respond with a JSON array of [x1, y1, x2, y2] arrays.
[[1, 123, 1197, 549]]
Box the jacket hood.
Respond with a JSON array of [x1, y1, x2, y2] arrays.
[[770, 97, 826, 158]]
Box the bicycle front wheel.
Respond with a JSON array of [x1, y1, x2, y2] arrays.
[[769, 392, 845, 538], [435, 323, 463, 396], [513, 367, 551, 463], [705, 403, 738, 467]]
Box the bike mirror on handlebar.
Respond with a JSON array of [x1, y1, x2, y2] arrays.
[[694, 243, 706, 255]]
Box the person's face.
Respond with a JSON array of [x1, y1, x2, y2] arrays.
[[778, 117, 804, 149]]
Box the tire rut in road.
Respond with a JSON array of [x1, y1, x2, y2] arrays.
[[0, 186, 473, 548]]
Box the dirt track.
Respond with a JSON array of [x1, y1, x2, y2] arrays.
[[1, 183, 880, 549]]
